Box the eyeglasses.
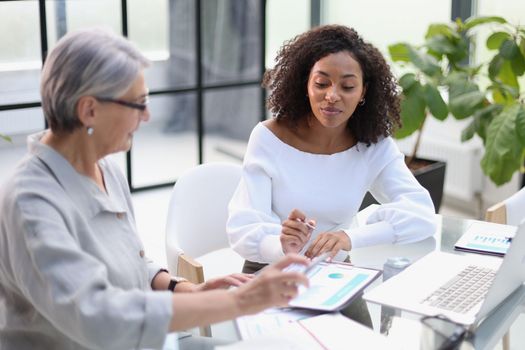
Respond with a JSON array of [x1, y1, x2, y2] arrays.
[[421, 314, 469, 350], [96, 96, 149, 111]]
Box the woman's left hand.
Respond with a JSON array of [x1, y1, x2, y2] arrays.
[[194, 273, 254, 292], [304, 230, 351, 259]]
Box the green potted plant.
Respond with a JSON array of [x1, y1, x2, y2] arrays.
[[386, 15, 525, 209]]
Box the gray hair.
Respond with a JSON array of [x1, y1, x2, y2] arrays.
[[40, 27, 150, 133]]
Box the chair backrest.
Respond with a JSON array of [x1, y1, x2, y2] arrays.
[[165, 162, 242, 280], [485, 187, 525, 225]]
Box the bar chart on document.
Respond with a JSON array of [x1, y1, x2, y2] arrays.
[[466, 235, 509, 254], [454, 221, 517, 256]]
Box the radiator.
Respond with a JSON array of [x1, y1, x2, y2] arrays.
[[395, 135, 483, 202]]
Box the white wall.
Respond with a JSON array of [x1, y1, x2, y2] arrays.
[[266, 0, 310, 68], [322, 0, 451, 55]]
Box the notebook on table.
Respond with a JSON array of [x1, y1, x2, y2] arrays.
[[454, 221, 517, 256], [364, 222, 525, 327]]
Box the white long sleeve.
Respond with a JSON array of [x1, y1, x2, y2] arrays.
[[227, 123, 437, 264]]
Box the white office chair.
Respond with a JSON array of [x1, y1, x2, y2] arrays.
[[485, 187, 525, 350], [486, 187, 525, 227], [165, 162, 244, 337], [165, 162, 244, 284]]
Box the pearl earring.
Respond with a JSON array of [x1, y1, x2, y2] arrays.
[[87, 127, 94, 136]]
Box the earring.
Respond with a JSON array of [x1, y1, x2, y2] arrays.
[[359, 98, 366, 106], [87, 127, 94, 136]]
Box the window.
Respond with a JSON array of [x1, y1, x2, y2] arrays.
[[0, 0, 266, 191]]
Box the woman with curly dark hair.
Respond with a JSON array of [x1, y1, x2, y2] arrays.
[[227, 25, 436, 326]]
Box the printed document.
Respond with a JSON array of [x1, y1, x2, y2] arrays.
[[225, 313, 397, 350], [454, 221, 517, 256]]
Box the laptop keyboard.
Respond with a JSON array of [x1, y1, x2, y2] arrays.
[[422, 265, 496, 314]]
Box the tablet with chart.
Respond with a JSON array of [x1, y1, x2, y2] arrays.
[[289, 261, 381, 311]]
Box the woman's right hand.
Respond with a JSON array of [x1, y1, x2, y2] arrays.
[[280, 209, 316, 254], [232, 254, 309, 315]]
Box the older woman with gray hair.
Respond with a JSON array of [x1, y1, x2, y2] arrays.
[[0, 28, 308, 350]]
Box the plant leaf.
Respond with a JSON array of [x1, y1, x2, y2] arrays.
[[488, 54, 504, 78], [486, 32, 511, 50], [407, 46, 442, 77], [488, 81, 520, 102], [447, 73, 479, 97], [388, 43, 411, 62], [449, 90, 485, 119], [500, 39, 519, 59], [464, 16, 507, 31], [398, 73, 418, 91], [481, 104, 523, 185], [423, 84, 448, 120], [426, 35, 456, 55], [0, 134, 12, 142], [396, 84, 426, 139], [516, 105, 525, 147], [425, 23, 456, 39], [510, 50, 525, 76], [461, 120, 477, 141], [497, 60, 519, 89], [446, 37, 469, 64], [473, 104, 504, 142]]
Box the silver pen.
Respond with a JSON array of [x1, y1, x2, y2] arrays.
[[296, 218, 316, 231]]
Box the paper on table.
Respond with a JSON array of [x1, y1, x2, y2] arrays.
[[235, 307, 319, 339], [225, 313, 398, 350], [216, 322, 323, 350], [297, 313, 398, 350]]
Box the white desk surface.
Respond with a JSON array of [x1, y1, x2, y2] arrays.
[[169, 211, 525, 350]]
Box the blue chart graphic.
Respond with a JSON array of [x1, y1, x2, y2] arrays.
[[466, 234, 510, 254], [328, 273, 344, 279], [322, 274, 368, 306]]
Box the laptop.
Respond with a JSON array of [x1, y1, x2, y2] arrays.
[[364, 222, 525, 327]]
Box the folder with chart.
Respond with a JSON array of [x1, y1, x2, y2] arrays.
[[454, 221, 517, 256]]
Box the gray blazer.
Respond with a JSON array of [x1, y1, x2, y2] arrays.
[[0, 132, 172, 350]]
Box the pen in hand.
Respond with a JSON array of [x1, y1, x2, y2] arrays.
[[296, 218, 316, 231]]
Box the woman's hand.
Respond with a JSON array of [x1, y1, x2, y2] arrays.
[[194, 273, 254, 292], [232, 254, 309, 315], [305, 230, 351, 259], [280, 209, 316, 254]]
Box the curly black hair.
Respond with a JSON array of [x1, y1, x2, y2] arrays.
[[263, 24, 401, 145]]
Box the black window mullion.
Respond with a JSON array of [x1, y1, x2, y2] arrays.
[[195, 0, 204, 165], [311, 0, 321, 27], [120, 0, 134, 191], [260, 0, 266, 122], [38, 0, 48, 128]]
